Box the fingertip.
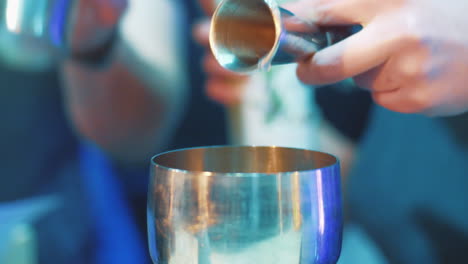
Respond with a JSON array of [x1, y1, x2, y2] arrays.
[[199, 0, 217, 15], [192, 19, 211, 46], [296, 63, 313, 84], [205, 79, 244, 106]]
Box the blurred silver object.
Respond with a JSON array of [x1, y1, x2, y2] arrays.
[[209, 0, 352, 73], [0, 0, 126, 70], [148, 146, 342, 264]]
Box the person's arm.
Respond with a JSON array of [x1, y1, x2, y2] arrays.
[[61, 0, 188, 165]]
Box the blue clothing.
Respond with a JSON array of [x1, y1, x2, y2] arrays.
[[0, 65, 95, 263], [347, 106, 468, 263], [0, 67, 77, 201], [79, 142, 148, 264]]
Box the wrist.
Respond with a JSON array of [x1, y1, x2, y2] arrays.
[[66, 0, 127, 68], [69, 27, 119, 68]]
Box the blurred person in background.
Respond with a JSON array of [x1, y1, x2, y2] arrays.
[[0, 0, 196, 263], [197, 0, 468, 263]]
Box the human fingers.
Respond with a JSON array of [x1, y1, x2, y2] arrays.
[[296, 18, 396, 84], [205, 77, 247, 106], [193, 19, 211, 47], [354, 42, 430, 92]]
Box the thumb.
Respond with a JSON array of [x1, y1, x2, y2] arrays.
[[296, 18, 396, 84]]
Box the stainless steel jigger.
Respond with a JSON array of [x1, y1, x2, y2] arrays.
[[209, 0, 353, 73], [147, 146, 343, 264]]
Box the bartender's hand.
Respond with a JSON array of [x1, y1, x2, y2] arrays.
[[285, 0, 468, 116], [194, 0, 249, 106]]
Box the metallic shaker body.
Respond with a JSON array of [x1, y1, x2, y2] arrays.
[[0, 0, 73, 69], [0, 0, 124, 70], [148, 146, 342, 264], [210, 0, 352, 73]]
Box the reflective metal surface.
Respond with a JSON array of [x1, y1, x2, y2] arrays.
[[210, 0, 352, 73], [148, 146, 342, 264], [0, 0, 125, 70]]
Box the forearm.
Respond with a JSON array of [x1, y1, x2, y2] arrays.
[[61, 0, 188, 165], [62, 48, 181, 165]]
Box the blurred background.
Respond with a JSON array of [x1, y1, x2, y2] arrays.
[[1, 0, 467, 264]]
